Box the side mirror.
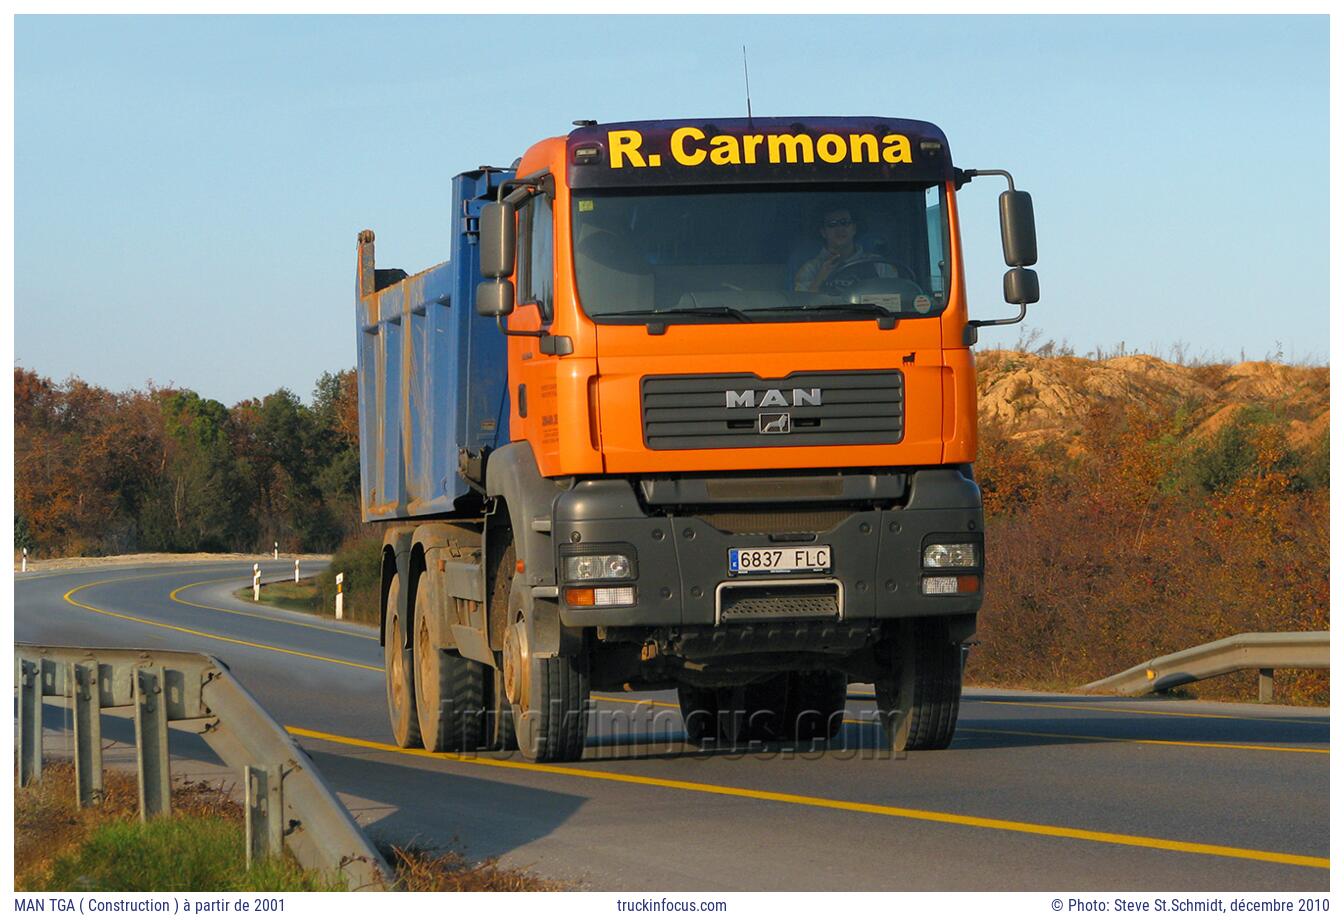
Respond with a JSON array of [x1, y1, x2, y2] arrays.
[[479, 201, 516, 279], [999, 190, 1037, 267], [1003, 267, 1040, 306], [475, 279, 515, 318]]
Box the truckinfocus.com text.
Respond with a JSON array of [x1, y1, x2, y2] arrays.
[[615, 898, 728, 912]]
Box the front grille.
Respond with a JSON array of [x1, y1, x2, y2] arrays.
[[642, 371, 904, 450], [717, 580, 841, 623], [699, 508, 851, 535]]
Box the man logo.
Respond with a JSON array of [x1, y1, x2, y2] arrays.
[[725, 388, 822, 408], [758, 412, 792, 434]]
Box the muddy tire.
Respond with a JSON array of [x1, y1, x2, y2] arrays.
[[875, 618, 963, 751], [484, 541, 519, 753], [413, 572, 486, 752], [498, 533, 589, 763], [383, 572, 422, 749], [504, 612, 590, 762], [485, 662, 518, 752]]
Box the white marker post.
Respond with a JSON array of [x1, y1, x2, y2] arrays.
[[273, 542, 279, 560], [294, 559, 300, 583], [21, 548, 27, 573], [253, 563, 261, 602], [335, 572, 344, 620]]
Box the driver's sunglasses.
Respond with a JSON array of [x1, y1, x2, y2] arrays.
[[824, 218, 854, 228]]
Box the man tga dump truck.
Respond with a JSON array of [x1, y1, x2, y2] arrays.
[[356, 116, 1038, 762]]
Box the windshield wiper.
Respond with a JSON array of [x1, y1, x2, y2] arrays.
[[600, 306, 755, 322], [749, 303, 900, 329], [757, 303, 895, 316]]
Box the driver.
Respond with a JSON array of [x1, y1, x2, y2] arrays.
[[793, 207, 899, 294]]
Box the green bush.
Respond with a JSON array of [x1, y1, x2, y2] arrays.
[[317, 533, 382, 626], [1181, 407, 1295, 495]]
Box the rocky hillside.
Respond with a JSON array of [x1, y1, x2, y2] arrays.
[[975, 351, 1329, 453]]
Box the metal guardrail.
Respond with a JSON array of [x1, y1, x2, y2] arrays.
[[15, 644, 391, 890], [1080, 631, 1330, 700]]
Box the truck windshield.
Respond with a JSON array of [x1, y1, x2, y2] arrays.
[[571, 184, 949, 322]]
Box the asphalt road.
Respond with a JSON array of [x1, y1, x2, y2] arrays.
[[14, 560, 1330, 890]]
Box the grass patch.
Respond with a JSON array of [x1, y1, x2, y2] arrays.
[[17, 761, 569, 891], [15, 761, 338, 891], [234, 577, 324, 617], [43, 817, 342, 891]]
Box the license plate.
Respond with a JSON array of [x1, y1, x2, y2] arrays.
[[728, 545, 832, 575]]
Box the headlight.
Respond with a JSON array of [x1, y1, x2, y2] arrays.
[[564, 553, 633, 581], [923, 543, 979, 568]]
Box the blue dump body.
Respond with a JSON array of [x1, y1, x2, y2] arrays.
[[356, 168, 514, 522]]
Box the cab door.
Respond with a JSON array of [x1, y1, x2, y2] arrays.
[[509, 185, 562, 463]]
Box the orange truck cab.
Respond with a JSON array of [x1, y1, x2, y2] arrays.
[[357, 116, 1039, 762]]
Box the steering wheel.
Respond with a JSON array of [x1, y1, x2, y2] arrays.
[[822, 259, 918, 294]]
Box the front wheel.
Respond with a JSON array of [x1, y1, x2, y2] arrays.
[[502, 614, 590, 763], [484, 661, 518, 752], [875, 618, 963, 751]]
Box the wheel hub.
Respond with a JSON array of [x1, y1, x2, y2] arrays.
[[503, 620, 528, 707], [389, 615, 408, 700]]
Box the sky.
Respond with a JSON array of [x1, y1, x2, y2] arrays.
[[12, 14, 1331, 406]]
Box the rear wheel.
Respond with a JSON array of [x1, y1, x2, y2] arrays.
[[413, 572, 486, 752], [875, 618, 963, 751], [715, 675, 791, 745], [784, 670, 848, 741], [383, 572, 421, 749], [677, 684, 718, 744]]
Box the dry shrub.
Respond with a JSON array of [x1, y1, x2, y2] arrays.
[[386, 844, 570, 892], [970, 397, 1329, 706]]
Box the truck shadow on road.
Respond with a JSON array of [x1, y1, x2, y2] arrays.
[[577, 711, 1328, 759], [578, 719, 901, 763], [947, 714, 1329, 751], [302, 747, 588, 864]]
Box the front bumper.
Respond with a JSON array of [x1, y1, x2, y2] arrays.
[[552, 468, 984, 628]]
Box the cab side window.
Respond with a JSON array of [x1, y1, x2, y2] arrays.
[[925, 184, 948, 302], [517, 192, 554, 321]]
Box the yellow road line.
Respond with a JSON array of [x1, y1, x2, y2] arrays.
[[169, 577, 371, 639], [591, 695, 1328, 755], [61, 577, 381, 673], [286, 724, 1328, 870]]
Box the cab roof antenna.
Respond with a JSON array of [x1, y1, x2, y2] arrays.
[[742, 45, 754, 126]]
